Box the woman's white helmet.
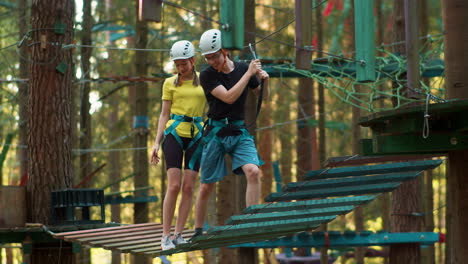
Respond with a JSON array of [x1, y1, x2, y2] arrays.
[[199, 29, 222, 56], [170, 40, 195, 61]]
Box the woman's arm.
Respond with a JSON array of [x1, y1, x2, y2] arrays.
[[150, 100, 171, 164]]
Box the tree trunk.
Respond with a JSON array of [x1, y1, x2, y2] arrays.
[[316, 0, 326, 166], [350, 1, 365, 262], [79, 0, 93, 189], [217, 169, 238, 263], [200, 0, 218, 262], [239, 0, 258, 262], [109, 98, 122, 264], [27, 0, 75, 262], [442, 1, 468, 263], [352, 104, 365, 264], [295, 0, 319, 178], [132, 2, 150, 264], [276, 85, 293, 184], [389, 1, 422, 263], [376, 1, 391, 261], [78, 2, 93, 262], [18, 0, 29, 182], [296, 0, 320, 261], [419, 1, 435, 263]]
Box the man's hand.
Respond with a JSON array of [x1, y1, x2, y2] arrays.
[[257, 69, 269, 81], [248, 59, 262, 77]]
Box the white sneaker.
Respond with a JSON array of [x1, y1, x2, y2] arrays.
[[161, 234, 175, 250], [172, 233, 188, 246]]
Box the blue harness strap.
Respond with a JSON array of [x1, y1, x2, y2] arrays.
[[188, 118, 249, 170], [163, 113, 203, 151]]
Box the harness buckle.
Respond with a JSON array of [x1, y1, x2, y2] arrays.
[[183, 115, 194, 122]]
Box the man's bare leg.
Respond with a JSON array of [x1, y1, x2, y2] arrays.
[[242, 163, 261, 207], [192, 182, 215, 237]]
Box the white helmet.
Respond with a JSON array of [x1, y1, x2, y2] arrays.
[[199, 29, 222, 56], [170, 40, 195, 61]]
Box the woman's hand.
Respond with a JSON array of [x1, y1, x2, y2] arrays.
[[150, 144, 160, 165]]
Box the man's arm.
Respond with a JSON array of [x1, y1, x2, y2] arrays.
[[210, 60, 261, 104]]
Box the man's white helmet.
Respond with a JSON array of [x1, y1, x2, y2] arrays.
[[199, 29, 222, 56], [170, 40, 195, 61]]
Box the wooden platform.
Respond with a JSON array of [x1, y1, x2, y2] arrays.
[[359, 99, 468, 155]]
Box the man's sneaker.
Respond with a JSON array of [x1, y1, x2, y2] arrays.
[[161, 234, 176, 250], [172, 233, 188, 246], [189, 228, 204, 242]]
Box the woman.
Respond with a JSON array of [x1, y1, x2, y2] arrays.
[[150, 40, 206, 250]]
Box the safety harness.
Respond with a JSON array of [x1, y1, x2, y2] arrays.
[[188, 118, 251, 170], [164, 113, 204, 153]]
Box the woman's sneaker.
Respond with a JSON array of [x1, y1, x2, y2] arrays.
[[161, 234, 176, 250], [172, 233, 188, 246]]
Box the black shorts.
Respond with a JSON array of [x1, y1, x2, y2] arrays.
[[162, 134, 201, 171]]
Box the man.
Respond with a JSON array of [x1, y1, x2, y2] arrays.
[[191, 29, 269, 238]]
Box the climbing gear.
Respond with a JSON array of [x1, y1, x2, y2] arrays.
[[170, 40, 195, 61], [172, 233, 188, 246], [245, 43, 265, 128], [199, 29, 222, 56], [161, 234, 176, 250], [164, 114, 203, 149], [163, 114, 203, 170], [188, 118, 250, 170]]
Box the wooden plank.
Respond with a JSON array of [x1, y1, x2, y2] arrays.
[[323, 154, 444, 167], [250, 195, 376, 214], [362, 133, 468, 155], [230, 231, 440, 248], [208, 215, 336, 234], [53, 222, 158, 238], [129, 231, 193, 253], [226, 206, 354, 225], [303, 159, 442, 180], [285, 172, 420, 192], [103, 236, 161, 248], [79, 227, 168, 242], [114, 242, 161, 252], [359, 99, 468, 127], [265, 182, 400, 202], [87, 231, 164, 245], [58, 224, 163, 241], [354, 0, 376, 82]]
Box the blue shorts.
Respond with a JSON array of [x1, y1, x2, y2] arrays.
[[200, 135, 262, 184]]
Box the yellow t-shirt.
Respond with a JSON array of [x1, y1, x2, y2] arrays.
[[162, 74, 206, 138]]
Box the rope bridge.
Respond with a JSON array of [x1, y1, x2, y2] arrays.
[[53, 159, 442, 257]]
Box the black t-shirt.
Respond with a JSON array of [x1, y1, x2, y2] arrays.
[[200, 61, 260, 121]]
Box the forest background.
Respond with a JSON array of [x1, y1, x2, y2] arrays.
[[0, 0, 446, 263]]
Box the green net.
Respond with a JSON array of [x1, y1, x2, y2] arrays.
[[273, 35, 445, 112]]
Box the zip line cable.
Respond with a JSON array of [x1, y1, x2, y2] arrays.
[[162, 0, 224, 26]]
